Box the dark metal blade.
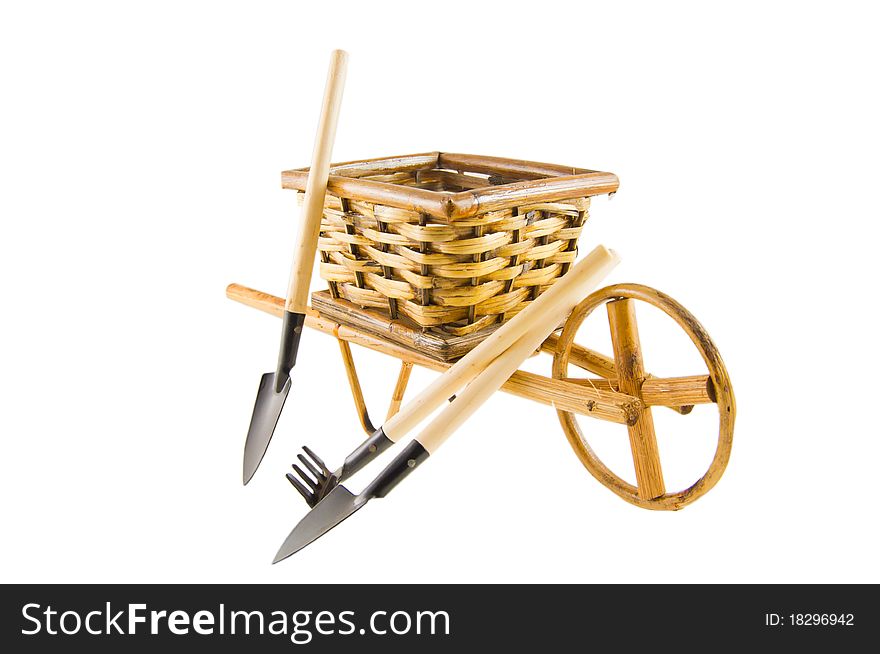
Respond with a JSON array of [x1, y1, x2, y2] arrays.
[[272, 485, 368, 563], [242, 372, 291, 485]]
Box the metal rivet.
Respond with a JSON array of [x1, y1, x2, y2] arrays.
[[368, 444, 377, 453], [407, 459, 416, 468]]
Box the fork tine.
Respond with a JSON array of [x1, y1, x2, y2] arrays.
[[297, 453, 326, 482], [291, 464, 319, 491], [286, 473, 314, 504], [302, 445, 331, 477]]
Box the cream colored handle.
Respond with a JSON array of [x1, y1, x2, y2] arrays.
[[415, 249, 619, 453], [383, 245, 620, 442], [285, 49, 348, 314]]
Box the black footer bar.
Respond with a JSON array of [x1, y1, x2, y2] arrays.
[[2, 584, 875, 650]]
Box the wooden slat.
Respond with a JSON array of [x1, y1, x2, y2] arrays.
[[438, 152, 596, 179], [288, 152, 440, 177], [452, 173, 619, 219], [311, 290, 496, 362], [564, 374, 715, 408], [282, 158, 619, 220], [607, 298, 665, 500]]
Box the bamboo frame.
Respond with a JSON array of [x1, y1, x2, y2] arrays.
[[227, 281, 722, 427], [282, 152, 619, 220], [227, 281, 732, 510]]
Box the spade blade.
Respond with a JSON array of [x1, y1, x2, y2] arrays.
[[273, 485, 368, 563], [242, 372, 291, 485]]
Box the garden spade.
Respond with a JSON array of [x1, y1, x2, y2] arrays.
[[243, 49, 348, 484], [273, 246, 619, 561]]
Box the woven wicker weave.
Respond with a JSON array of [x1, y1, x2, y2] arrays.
[[283, 152, 619, 337]]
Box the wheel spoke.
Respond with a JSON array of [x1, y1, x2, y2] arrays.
[[607, 298, 665, 500], [564, 374, 715, 409], [642, 374, 715, 407]]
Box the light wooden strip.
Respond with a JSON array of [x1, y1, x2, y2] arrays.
[[288, 152, 440, 178], [282, 170, 618, 220], [417, 169, 493, 189], [437, 152, 596, 179], [431, 231, 511, 255], [430, 256, 510, 278]]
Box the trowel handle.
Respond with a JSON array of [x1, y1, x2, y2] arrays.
[[382, 245, 620, 442], [285, 49, 348, 314]]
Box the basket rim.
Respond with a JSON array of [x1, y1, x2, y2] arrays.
[[281, 152, 619, 221]]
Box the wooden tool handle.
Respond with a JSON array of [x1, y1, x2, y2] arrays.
[[285, 49, 348, 314], [415, 249, 619, 453], [383, 245, 620, 441]]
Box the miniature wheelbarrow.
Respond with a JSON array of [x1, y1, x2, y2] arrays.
[[227, 150, 736, 559]]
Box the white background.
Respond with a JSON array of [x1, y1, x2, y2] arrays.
[[1, 1, 878, 583]]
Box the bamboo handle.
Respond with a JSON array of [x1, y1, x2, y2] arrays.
[[383, 245, 620, 441], [416, 250, 617, 453], [285, 49, 348, 314]]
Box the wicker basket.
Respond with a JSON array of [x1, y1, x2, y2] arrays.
[[282, 152, 619, 337]]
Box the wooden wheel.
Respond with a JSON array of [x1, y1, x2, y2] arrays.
[[551, 284, 735, 510]]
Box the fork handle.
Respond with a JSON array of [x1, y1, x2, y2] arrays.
[[415, 249, 618, 454]]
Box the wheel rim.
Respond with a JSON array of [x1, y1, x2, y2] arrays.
[[551, 283, 736, 510]]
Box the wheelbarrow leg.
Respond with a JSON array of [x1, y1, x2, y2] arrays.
[[335, 339, 415, 435], [335, 337, 377, 436]]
